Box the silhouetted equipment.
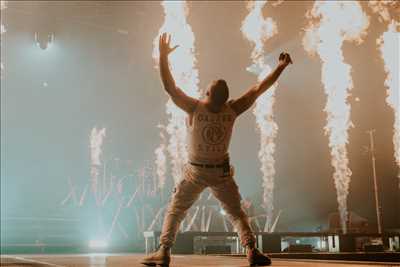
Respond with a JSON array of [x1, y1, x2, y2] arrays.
[[34, 31, 54, 50], [364, 244, 384, 252], [172, 234, 195, 254], [261, 234, 281, 253], [328, 211, 370, 233], [366, 129, 383, 234], [144, 231, 400, 255], [287, 244, 313, 253], [339, 235, 356, 252], [205, 245, 231, 254]]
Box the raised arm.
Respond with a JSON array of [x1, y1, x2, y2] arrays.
[[230, 52, 293, 116], [158, 33, 198, 114]]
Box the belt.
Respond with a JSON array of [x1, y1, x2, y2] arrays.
[[189, 162, 226, 168]]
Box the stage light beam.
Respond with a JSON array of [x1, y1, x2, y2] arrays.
[[89, 239, 108, 249]]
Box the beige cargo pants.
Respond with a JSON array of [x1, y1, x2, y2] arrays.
[[159, 163, 256, 248]]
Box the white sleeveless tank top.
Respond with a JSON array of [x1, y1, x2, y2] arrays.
[[187, 101, 237, 164]]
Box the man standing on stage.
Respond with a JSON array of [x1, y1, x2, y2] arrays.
[[142, 33, 292, 266]]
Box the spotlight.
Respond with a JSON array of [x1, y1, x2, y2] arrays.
[[35, 31, 54, 50], [89, 239, 108, 249], [219, 209, 227, 216]]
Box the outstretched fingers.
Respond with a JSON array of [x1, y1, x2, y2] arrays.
[[162, 33, 166, 44], [170, 45, 179, 53], [166, 34, 171, 45], [159, 33, 178, 55], [160, 33, 166, 44]]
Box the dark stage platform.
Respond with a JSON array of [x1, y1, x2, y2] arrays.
[[1, 254, 400, 267]]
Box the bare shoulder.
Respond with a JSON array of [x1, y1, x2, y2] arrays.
[[227, 99, 240, 116], [189, 99, 201, 113], [228, 86, 258, 116]]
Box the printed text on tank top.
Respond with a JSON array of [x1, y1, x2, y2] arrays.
[[187, 101, 236, 163]]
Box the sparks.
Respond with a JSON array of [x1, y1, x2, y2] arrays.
[[377, 20, 400, 187], [303, 0, 369, 233], [153, 1, 200, 185], [241, 0, 278, 232], [155, 127, 167, 190], [90, 127, 106, 205]]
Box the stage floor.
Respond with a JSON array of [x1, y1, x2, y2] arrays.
[[1, 254, 400, 267]]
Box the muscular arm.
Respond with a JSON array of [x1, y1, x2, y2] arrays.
[[230, 53, 292, 116], [159, 33, 197, 114]]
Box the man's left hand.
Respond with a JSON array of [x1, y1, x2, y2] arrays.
[[278, 52, 293, 68]]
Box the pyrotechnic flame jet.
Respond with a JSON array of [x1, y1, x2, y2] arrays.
[[0, 1, 5, 35], [303, 1, 369, 233], [153, 1, 200, 186], [377, 21, 400, 188], [241, 0, 278, 232], [368, 0, 399, 23], [0, 1, 6, 78], [369, 0, 400, 188], [90, 127, 106, 205]]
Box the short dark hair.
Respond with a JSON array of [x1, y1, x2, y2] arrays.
[[210, 79, 229, 105]]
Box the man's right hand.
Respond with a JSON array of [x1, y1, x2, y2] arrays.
[[159, 33, 179, 58], [157, 32, 197, 114]]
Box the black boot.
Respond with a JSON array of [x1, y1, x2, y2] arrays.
[[247, 247, 271, 266], [141, 245, 171, 267]]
